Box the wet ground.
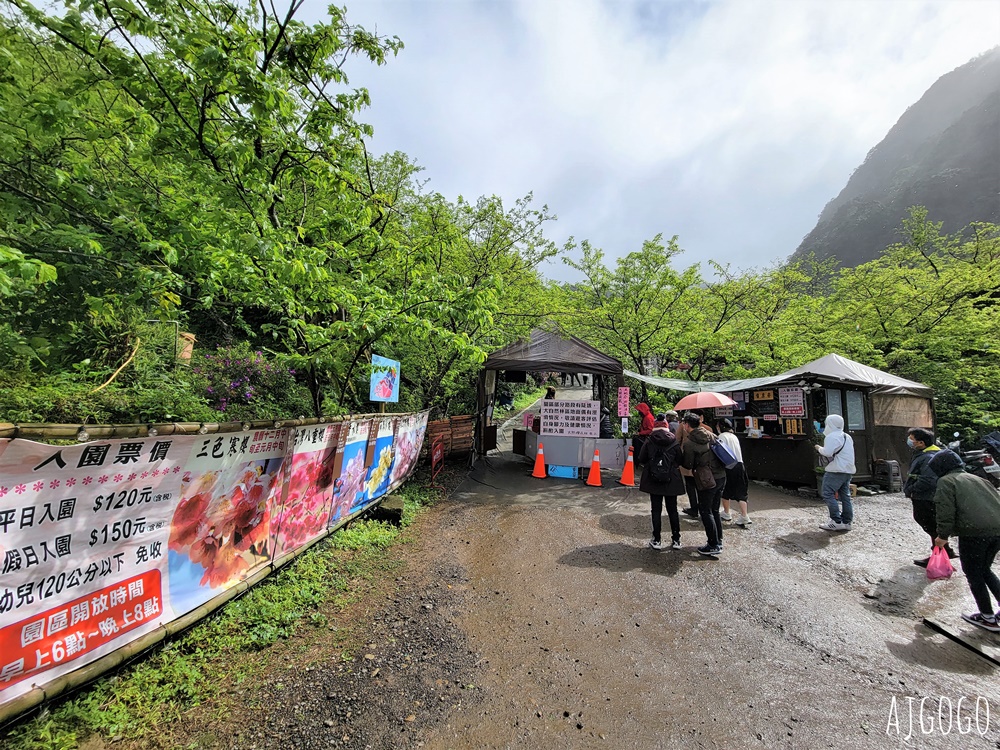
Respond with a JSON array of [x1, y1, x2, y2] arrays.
[[168, 388, 1000, 749]]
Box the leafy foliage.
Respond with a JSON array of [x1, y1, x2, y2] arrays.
[[0, 2, 556, 422]]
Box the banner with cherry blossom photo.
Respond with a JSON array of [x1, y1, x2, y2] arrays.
[[385, 413, 428, 495], [272, 423, 343, 558], [167, 429, 289, 618], [0, 412, 427, 712]]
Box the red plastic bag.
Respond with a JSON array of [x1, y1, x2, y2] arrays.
[[927, 546, 954, 580]]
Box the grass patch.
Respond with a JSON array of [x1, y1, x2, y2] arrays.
[[1, 482, 438, 750], [492, 385, 546, 422]]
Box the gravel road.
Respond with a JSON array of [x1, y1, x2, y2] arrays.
[[215, 449, 999, 750]]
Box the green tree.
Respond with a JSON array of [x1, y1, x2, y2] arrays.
[[560, 234, 699, 398]]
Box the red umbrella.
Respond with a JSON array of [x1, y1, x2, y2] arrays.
[[673, 391, 737, 410]]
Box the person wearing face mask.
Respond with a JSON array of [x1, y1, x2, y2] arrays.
[[903, 427, 953, 566]]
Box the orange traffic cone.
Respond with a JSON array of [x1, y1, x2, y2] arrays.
[[617, 446, 636, 487], [531, 442, 547, 478], [585, 448, 602, 487]]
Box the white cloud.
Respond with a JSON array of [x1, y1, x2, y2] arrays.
[[313, 0, 1000, 278]]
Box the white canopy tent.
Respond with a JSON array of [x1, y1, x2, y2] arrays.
[[624, 353, 931, 398]]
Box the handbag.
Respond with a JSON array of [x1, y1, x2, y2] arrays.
[[710, 439, 739, 470], [817, 436, 846, 468], [693, 462, 716, 490], [926, 546, 954, 580]]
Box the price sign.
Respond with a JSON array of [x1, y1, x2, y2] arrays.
[[778, 387, 805, 417]]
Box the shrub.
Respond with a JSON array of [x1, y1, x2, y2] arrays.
[[192, 344, 313, 420]]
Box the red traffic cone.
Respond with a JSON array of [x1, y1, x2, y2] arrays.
[[617, 446, 636, 487], [585, 448, 602, 487], [531, 442, 547, 478]]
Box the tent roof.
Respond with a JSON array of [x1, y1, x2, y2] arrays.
[[625, 353, 932, 398], [484, 329, 624, 376]]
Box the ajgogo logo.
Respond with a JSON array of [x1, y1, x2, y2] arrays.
[[886, 696, 991, 739]]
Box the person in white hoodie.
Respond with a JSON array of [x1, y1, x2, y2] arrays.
[[815, 414, 857, 531]]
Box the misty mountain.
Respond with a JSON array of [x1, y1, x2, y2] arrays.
[[790, 47, 1000, 268]]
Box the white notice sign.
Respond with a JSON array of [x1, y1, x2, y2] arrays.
[[779, 387, 805, 417], [540, 400, 600, 438]]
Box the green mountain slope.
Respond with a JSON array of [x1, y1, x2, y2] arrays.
[[791, 47, 1000, 267]]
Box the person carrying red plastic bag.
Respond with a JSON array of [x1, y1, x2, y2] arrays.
[[929, 449, 1000, 633]]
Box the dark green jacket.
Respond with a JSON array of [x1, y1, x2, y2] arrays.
[[680, 427, 726, 480], [933, 469, 1000, 539]]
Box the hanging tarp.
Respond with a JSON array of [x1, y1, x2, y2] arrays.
[[625, 353, 931, 398], [483, 329, 623, 376]]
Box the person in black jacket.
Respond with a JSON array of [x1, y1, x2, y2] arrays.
[[639, 418, 685, 550], [903, 427, 953, 567]]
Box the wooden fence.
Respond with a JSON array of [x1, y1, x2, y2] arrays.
[[423, 415, 474, 459]]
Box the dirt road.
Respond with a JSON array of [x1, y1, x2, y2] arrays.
[[231, 443, 1000, 750]]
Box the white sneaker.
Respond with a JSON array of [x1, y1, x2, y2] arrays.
[[670, 540, 683, 550], [719, 511, 732, 521], [648, 539, 667, 550], [736, 515, 751, 527], [836, 522, 852, 531], [819, 520, 840, 531], [742, 515, 752, 525]]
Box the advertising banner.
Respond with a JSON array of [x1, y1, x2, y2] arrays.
[[0, 412, 427, 710], [272, 424, 341, 559], [0, 435, 188, 699]]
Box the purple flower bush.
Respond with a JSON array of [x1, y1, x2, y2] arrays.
[[192, 343, 311, 420]]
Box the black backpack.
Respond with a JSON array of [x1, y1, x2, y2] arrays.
[[648, 446, 674, 483]]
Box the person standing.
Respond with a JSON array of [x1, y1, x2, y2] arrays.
[[929, 449, 1000, 633], [676, 413, 705, 519], [815, 414, 856, 531], [902, 427, 951, 566], [598, 406, 614, 439], [717, 419, 751, 527], [681, 413, 727, 556], [633, 402, 654, 457], [639, 418, 685, 550], [665, 410, 680, 435]]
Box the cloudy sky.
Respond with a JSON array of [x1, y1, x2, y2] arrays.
[[307, 0, 1000, 281]]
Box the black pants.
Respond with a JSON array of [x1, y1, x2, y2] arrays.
[[633, 435, 648, 458], [650, 494, 680, 544], [698, 476, 727, 548], [957, 536, 1000, 615], [683, 475, 699, 513], [912, 499, 937, 540]]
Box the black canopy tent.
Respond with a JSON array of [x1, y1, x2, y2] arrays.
[[483, 329, 626, 376], [475, 330, 625, 455]]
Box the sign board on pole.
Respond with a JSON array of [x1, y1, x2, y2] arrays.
[[370, 355, 400, 403], [617, 387, 630, 417]]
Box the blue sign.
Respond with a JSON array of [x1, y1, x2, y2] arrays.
[[370, 355, 400, 403]]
